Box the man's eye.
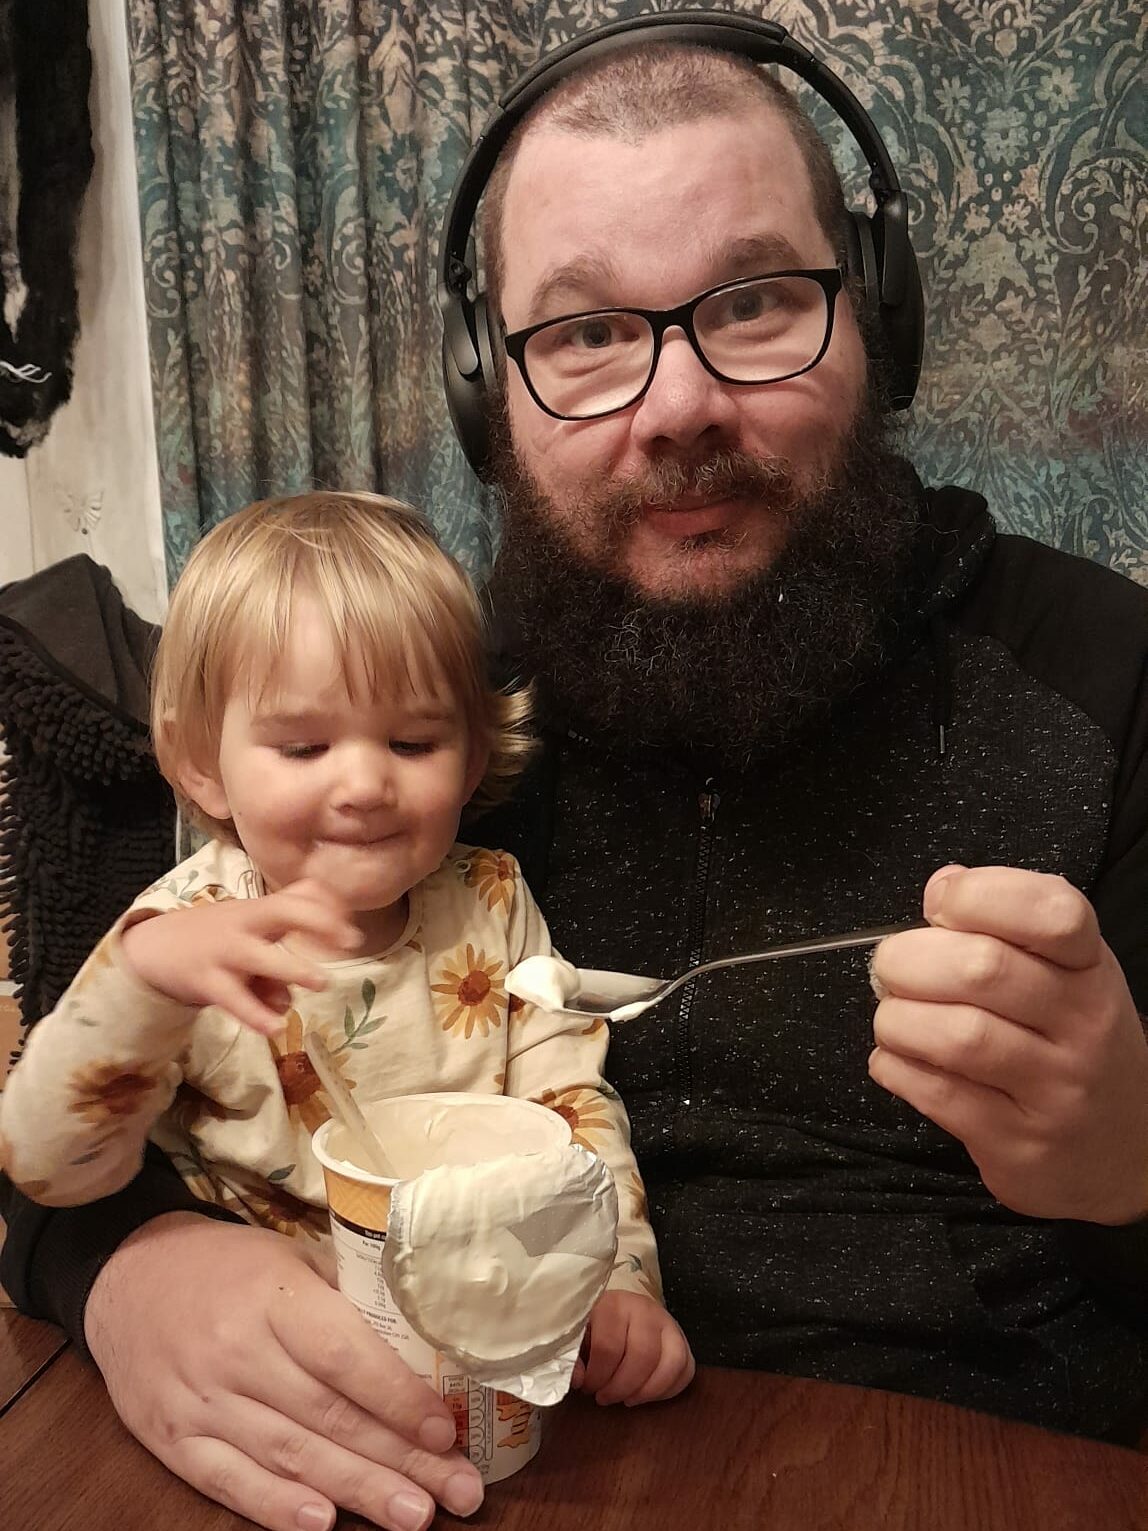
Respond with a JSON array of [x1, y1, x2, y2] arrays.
[[277, 743, 327, 760], [573, 317, 617, 349], [728, 290, 767, 321], [391, 740, 437, 757], [546, 313, 640, 352]]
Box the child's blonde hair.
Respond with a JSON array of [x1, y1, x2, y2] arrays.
[[151, 491, 533, 842]]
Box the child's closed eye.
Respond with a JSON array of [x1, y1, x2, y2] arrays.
[[277, 742, 328, 760]]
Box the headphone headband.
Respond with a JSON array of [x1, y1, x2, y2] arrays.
[[439, 8, 924, 476]]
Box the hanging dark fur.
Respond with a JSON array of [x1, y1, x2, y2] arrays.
[[0, 0, 94, 456], [0, 556, 176, 1065]]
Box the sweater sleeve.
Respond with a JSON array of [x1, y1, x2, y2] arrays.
[[498, 859, 664, 1303], [0, 1146, 245, 1352], [1064, 606, 1148, 1303], [953, 536, 1148, 1307], [0, 842, 257, 1346]]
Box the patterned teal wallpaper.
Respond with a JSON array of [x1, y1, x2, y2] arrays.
[[127, 2, 1146, 583]]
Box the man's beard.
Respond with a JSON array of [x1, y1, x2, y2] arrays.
[[487, 393, 923, 766]]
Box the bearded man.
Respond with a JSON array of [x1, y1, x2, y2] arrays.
[[4, 24, 1148, 1531], [470, 40, 1148, 1440]]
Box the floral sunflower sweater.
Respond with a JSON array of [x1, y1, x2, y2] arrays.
[[0, 838, 660, 1301]]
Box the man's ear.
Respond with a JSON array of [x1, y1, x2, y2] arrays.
[[178, 759, 231, 823]]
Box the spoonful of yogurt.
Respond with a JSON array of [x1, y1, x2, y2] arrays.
[[506, 921, 924, 1025]]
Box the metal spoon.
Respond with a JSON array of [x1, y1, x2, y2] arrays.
[[508, 920, 925, 1025]]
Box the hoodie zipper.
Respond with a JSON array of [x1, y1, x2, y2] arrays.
[[675, 778, 719, 1109]]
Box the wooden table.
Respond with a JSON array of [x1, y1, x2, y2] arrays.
[[0, 1302, 66, 1412], [4, 1308, 1148, 1531]]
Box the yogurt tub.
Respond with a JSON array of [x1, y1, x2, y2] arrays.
[[312, 1093, 572, 1483]]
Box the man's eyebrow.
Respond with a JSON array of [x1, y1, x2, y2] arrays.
[[720, 233, 809, 274], [515, 234, 818, 326], [520, 253, 620, 323]]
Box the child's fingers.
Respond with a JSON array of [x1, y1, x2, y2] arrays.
[[249, 977, 293, 1016], [236, 939, 329, 995], [257, 888, 360, 954], [570, 1326, 590, 1391], [210, 974, 292, 1036], [593, 1319, 663, 1406], [622, 1331, 695, 1406], [579, 1309, 627, 1397]]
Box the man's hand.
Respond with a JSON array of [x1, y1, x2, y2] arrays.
[[84, 1215, 484, 1531], [573, 1290, 695, 1406], [868, 864, 1148, 1225], [120, 880, 361, 1034]]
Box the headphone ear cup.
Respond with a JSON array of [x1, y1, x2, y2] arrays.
[[441, 288, 493, 479], [846, 211, 880, 316], [470, 291, 498, 478], [871, 202, 925, 411], [845, 209, 923, 412]]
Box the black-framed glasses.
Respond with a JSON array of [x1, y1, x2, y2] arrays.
[[502, 268, 844, 422]]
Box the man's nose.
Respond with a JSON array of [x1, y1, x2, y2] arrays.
[[628, 327, 739, 453]]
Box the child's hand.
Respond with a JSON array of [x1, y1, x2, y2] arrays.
[[574, 1290, 695, 1406], [119, 879, 361, 1034]]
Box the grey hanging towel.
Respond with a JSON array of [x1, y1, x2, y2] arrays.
[[0, 0, 93, 456]]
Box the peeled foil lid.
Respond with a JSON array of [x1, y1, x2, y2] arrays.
[[382, 1144, 618, 1406]]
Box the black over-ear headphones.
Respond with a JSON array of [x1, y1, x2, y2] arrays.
[[439, 9, 925, 479]]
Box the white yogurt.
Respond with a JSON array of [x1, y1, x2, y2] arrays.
[[505, 953, 580, 1012]]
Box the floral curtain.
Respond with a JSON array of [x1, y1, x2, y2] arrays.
[[128, 1, 1146, 587]]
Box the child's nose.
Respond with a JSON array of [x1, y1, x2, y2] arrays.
[[336, 746, 395, 809]]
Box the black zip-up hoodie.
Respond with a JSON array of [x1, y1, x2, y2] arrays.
[[5, 482, 1148, 1436], [473, 481, 1148, 1438]]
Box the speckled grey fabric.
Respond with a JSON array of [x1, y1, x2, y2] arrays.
[[477, 489, 1148, 1438]]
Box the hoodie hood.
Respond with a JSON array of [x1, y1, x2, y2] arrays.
[[912, 482, 997, 623]]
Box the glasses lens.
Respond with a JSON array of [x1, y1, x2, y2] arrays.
[[695, 275, 830, 383], [523, 311, 653, 418]]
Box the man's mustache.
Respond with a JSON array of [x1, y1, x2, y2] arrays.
[[570, 449, 801, 533]]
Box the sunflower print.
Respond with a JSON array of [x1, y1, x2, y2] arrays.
[[67, 1059, 163, 1125], [431, 945, 506, 1038], [167, 1081, 230, 1135], [232, 1171, 329, 1242], [626, 1169, 649, 1225], [536, 1087, 616, 1152], [67, 934, 116, 994], [268, 1009, 356, 1133], [462, 848, 517, 916]]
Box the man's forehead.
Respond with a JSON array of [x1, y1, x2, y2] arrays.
[[497, 113, 824, 317], [504, 99, 804, 182], [499, 108, 816, 242]]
